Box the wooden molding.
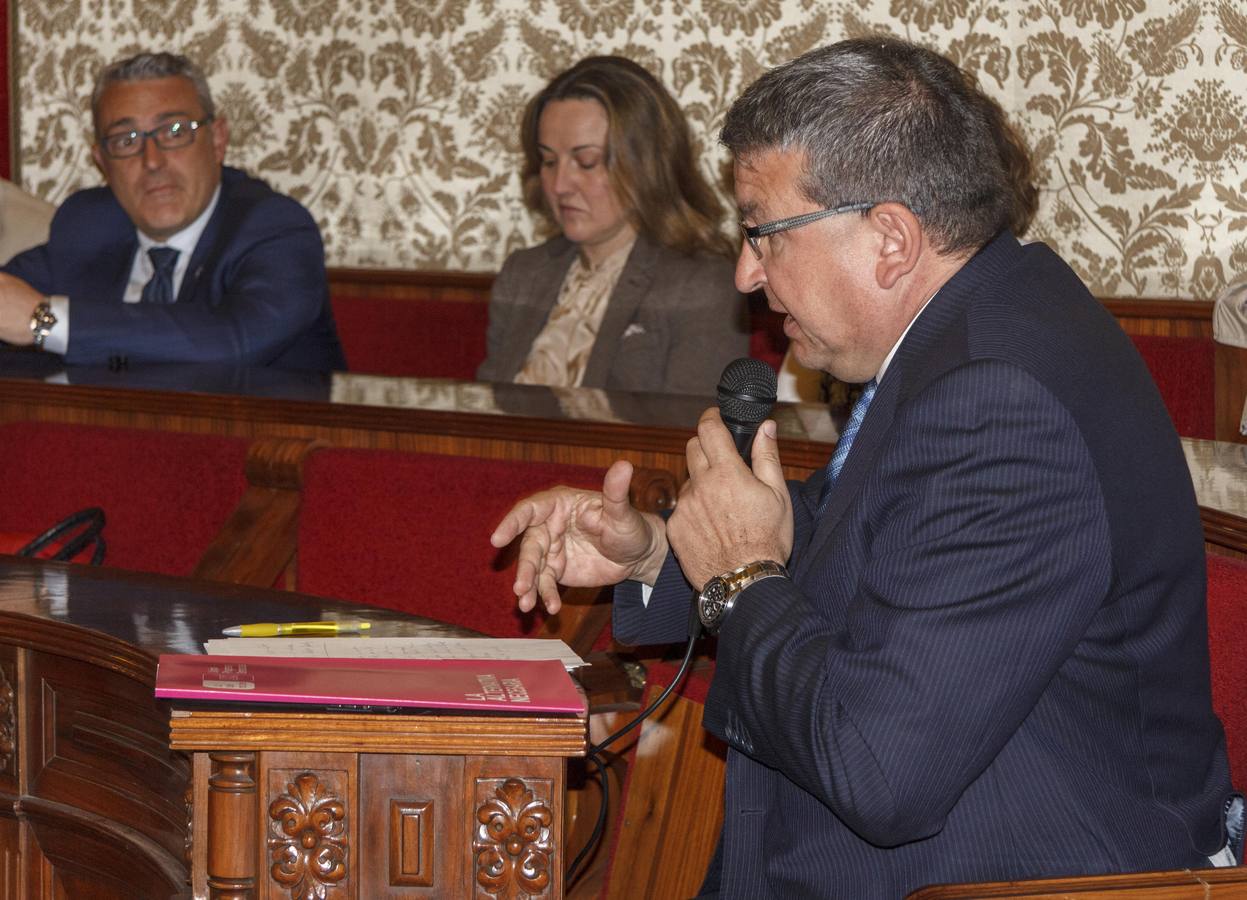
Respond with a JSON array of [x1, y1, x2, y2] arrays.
[[169, 709, 587, 757], [906, 866, 1247, 898]]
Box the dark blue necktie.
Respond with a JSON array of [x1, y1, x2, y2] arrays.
[[141, 246, 180, 304], [817, 378, 877, 516]]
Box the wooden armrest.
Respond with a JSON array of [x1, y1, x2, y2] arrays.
[[193, 437, 327, 587], [906, 866, 1247, 898]]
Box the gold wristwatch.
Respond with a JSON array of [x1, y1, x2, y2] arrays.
[[696, 560, 789, 634], [29, 301, 56, 350]]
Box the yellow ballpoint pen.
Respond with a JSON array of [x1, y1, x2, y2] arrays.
[[221, 619, 372, 637]]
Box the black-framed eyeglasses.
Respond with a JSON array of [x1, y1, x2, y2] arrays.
[[740, 202, 875, 260], [99, 116, 214, 160]]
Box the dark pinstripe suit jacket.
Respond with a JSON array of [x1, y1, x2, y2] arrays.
[[615, 232, 1233, 898], [475, 234, 748, 397]]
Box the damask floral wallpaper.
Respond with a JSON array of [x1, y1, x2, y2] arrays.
[[12, 0, 1247, 299]]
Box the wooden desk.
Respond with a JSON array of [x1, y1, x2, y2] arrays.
[[0, 558, 585, 899]]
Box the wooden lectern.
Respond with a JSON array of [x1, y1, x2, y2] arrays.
[[0, 558, 586, 899], [173, 706, 586, 899]]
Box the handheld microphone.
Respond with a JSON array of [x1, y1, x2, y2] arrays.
[[717, 357, 778, 465]]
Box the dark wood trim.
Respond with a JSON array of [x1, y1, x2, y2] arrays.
[[328, 267, 493, 291], [1099, 297, 1214, 321], [1202, 506, 1247, 559], [0, 377, 832, 478], [325, 269, 1219, 331]]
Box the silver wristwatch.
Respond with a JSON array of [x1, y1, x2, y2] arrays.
[[29, 301, 57, 350], [696, 560, 789, 634]]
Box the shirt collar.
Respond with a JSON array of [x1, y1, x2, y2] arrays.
[[875, 289, 938, 384]]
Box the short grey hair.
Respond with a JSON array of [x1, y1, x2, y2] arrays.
[[720, 38, 1026, 255], [91, 52, 215, 137]]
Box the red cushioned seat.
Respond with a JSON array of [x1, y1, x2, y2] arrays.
[[0, 422, 249, 576], [297, 448, 609, 639], [1129, 334, 1216, 439], [331, 295, 489, 378], [1207, 553, 1247, 787]]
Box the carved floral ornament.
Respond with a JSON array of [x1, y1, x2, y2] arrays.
[[0, 665, 13, 773], [474, 777, 554, 896], [15, 0, 1247, 298], [268, 772, 348, 900]]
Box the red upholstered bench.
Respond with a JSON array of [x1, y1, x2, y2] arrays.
[[0, 422, 249, 576], [296, 448, 613, 640], [1207, 552, 1247, 788], [1129, 334, 1216, 439], [331, 295, 489, 378]]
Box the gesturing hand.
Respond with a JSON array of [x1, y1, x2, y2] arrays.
[[490, 459, 669, 614], [667, 408, 793, 590]]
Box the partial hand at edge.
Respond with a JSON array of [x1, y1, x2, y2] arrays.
[[489, 459, 669, 614], [667, 412, 793, 590], [0, 273, 44, 345]]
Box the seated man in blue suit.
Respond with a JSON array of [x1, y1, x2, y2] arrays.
[[0, 52, 344, 372], [492, 38, 1239, 898]]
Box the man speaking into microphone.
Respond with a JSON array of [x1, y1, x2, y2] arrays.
[[491, 37, 1236, 898]]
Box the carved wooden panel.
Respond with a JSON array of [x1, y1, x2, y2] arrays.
[[358, 753, 465, 898], [24, 649, 189, 867], [473, 777, 555, 898], [0, 649, 18, 786], [264, 752, 354, 900], [389, 799, 434, 887], [0, 813, 18, 900], [466, 757, 564, 900]]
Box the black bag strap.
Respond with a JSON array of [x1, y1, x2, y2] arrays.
[[18, 507, 107, 566]]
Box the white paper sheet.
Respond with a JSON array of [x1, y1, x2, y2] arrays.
[[203, 636, 587, 670]]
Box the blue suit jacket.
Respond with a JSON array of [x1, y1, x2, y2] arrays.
[[3, 167, 345, 372], [616, 233, 1233, 897]]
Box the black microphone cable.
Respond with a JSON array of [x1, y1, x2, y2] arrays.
[[565, 358, 777, 887], [564, 626, 700, 887]]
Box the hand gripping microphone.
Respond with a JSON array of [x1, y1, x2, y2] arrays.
[[717, 357, 779, 465]]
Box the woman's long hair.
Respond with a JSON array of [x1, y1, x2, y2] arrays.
[[519, 56, 733, 259]]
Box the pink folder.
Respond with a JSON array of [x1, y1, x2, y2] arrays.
[[155, 654, 586, 714]]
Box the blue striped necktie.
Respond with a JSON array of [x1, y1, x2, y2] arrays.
[[141, 246, 180, 304], [817, 378, 877, 516]]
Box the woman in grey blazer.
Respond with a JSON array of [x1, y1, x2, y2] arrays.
[[476, 56, 748, 397]]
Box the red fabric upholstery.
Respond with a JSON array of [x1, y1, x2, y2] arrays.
[[297, 448, 609, 638], [331, 294, 488, 378], [748, 294, 788, 374], [1207, 553, 1247, 788], [0, 422, 248, 575], [1129, 334, 1216, 439]]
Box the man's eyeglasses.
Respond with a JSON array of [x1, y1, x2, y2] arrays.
[[740, 202, 874, 260], [99, 116, 214, 160]]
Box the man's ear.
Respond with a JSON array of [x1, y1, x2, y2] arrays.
[[211, 117, 230, 165], [868, 202, 923, 290], [90, 143, 107, 179]]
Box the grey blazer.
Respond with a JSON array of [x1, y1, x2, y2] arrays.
[[476, 234, 748, 397]]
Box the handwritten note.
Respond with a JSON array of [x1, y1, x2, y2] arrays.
[[203, 637, 587, 670]]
